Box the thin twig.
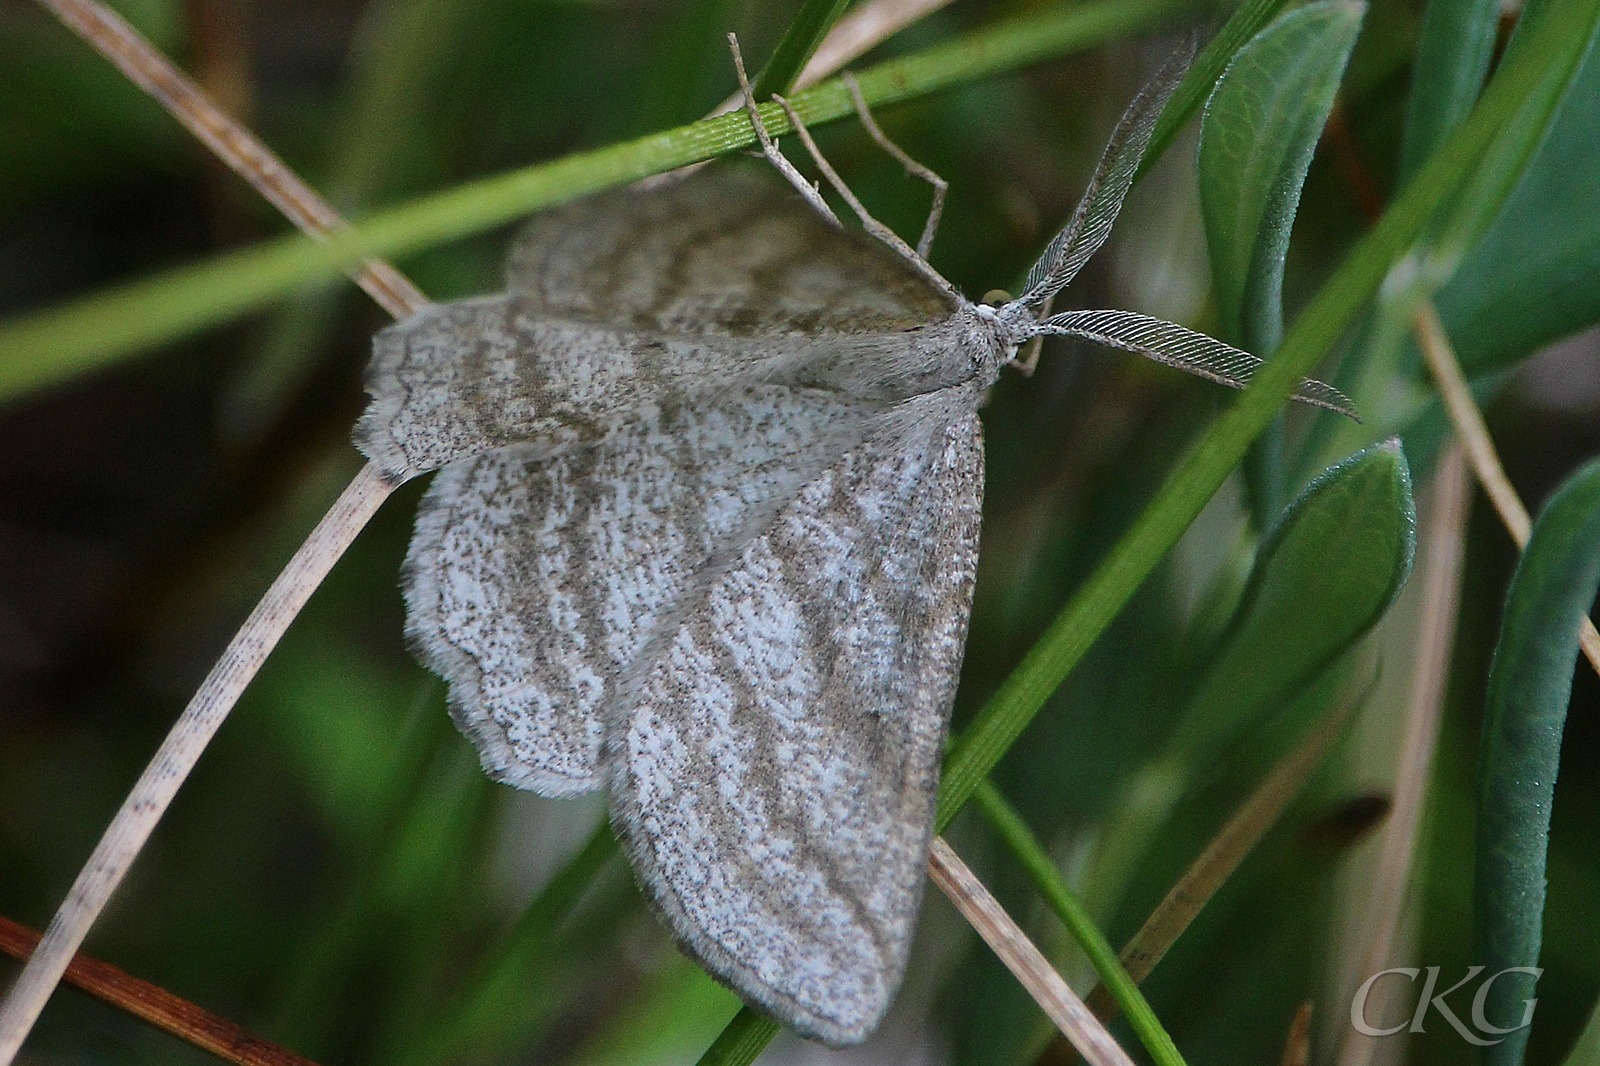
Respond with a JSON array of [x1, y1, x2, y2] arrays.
[[1412, 301, 1600, 674], [1334, 442, 1471, 1066], [928, 838, 1137, 1066], [0, 3, 435, 1056], [798, 0, 956, 91], [1083, 685, 1363, 1019], [0, 914, 324, 1066], [707, 0, 959, 115], [0, 465, 394, 1062], [1280, 1002, 1313, 1066], [33, 0, 427, 319]]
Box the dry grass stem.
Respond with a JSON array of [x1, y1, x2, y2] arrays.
[[1334, 442, 1471, 1066], [797, 0, 956, 91], [1280, 1002, 1314, 1066], [1412, 301, 1600, 674], [0, 465, 394, 1062], [34, 0, 428, 319], [927, 838, 1136, 1066], [0, 5, 433, 1054], [1083, 688, 1361, 1020], [0, 914, 324, 1066], [707, 0, 958, 116]]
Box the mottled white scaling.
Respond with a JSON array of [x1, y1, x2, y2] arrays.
[[355, 39, 1352, 1046]]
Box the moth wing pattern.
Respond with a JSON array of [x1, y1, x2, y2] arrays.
[[402, 385, 887, 795], [505, 166, 956, 336], [354, 168, 957, 483], [607, 392, 985, 1044]]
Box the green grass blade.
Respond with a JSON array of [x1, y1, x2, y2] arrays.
[[1434, 21, 1600, 375], [0, 0, 1185, 406], [973, 781, 1186, 1066], [1399, 0, 1502, 182], [1476, 458, 1600, 1066], [751, 0, 853, 98], [695, 1009, 782, 1066], [934, 0, 1600, 835]]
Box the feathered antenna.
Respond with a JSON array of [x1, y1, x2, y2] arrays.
[[1016, 35, 1194, 308], [1003, 37, 1358, 420]]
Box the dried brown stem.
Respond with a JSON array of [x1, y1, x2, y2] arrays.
[[0, 465, 394, 1061], [1280, 1002, 1313, 1066], [1334, 443, 1471, 1066], [33, 0, 427, 319], [1083, 688, 1361, 1019], [1412, 302, 1600, 674], [928, 838, 1136, 1066], [0, 914, 323, 1066], [797, 0, 955, 92], [0, 4, 434, 1056]]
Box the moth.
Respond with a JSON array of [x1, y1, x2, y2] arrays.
[[353, 44, 1351, 1045]]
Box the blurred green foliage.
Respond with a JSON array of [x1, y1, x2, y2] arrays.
[[3, 0, 1600, 1064]]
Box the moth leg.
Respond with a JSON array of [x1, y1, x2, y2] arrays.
[[841, 72, 946, 260], [770, 93, 958, 300], [727, 33, 840, 226], [1013, 292, 1054, 376]]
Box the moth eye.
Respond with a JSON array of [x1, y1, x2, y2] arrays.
[[981, 289, 1013, 307]]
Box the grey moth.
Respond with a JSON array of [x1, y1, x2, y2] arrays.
[[353, 45, 1350, 1045]]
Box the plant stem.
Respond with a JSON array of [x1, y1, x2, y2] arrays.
[[927, 839, 1136, 1066], [0, 914, 323, 1066], [1413, 301, 1600, 673], [973, 783, 1186, 1066], [1334, 443, 1471, 1066], [0, 464, 393, 1063], [31, 0, 426, 318]]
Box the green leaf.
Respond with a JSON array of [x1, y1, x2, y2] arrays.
[[1086, 443, 1412, 917], [750, 0, 852, 99], [1435, 27, 1600, 376], [0, 0, 1186, 405], [1172, 439, 1413, 761], [1476, 457, 1600, 1066], [934, 0, 1597, 837], [1399, 0, 1503, 182], [1198, 1, 1363, 525], [1138, 0, 1298, 179], [1199, 0, 1364, 355]]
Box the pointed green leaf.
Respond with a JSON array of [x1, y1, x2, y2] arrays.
[[1139, 0, 1298, 179], [1199, 0, 1364, 354], [1476, 458, 1600, 1066]]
